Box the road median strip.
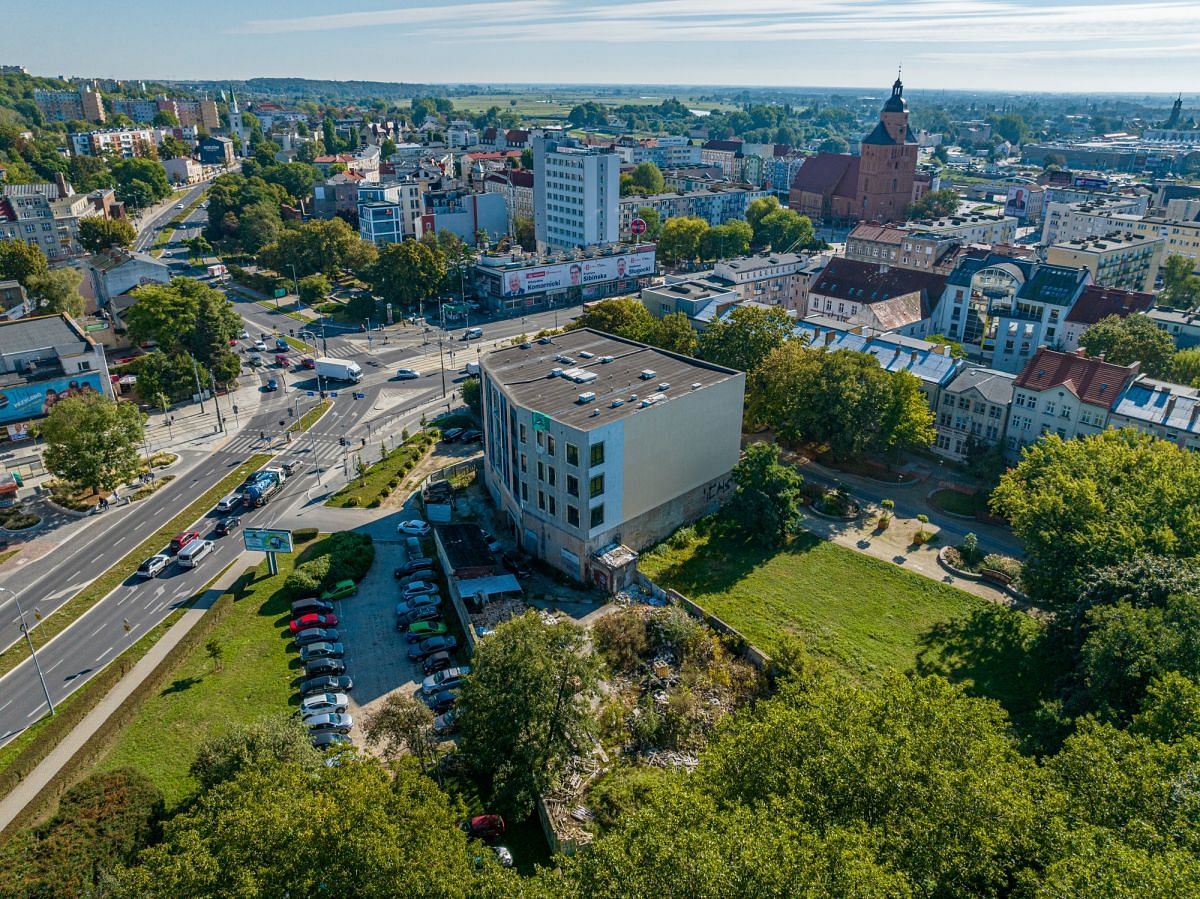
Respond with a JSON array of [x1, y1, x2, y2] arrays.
[[0, 453, 273, 683]]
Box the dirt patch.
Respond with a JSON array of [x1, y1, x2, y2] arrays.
[[379, 443, 481, 511]]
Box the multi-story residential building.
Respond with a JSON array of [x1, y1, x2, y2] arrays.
[[910, 210, 1017, 245], [68, 128, 158, 159], [932, 366, 1015, 460], [1039, 197, 1148, 246], [804, 257, 946, 337], [113, 96, 220, 130], [845, 222, 962, 274], [1137, 215, 1200, 273], [484, 170, 533, 222], [1005, 347, 1138, 457], [699, 140, 744, 180], [34, 85, 104, 124], [357, 180, 426, 245], [162, 157, 203, 185], [446, 120, 480, 148], [1109, 376, 1200, 452], [87, 249, 172, 308], [1148, 308, 1200, 348], [1045, 232, 1163, 293], [613, 137, 701, 170], [705, 252, 823, 310], [108, 97, 159, 123], [534, 137, 619, 251], [658, 166, 729, 191], [313, 145, 381, 179], [311, 172, 369, 220], [198, 135, 234, 167], [616, 186, 771, 240], [1060, 285, 1154, 350], [479, 328, 744, 582], [0, 178, 102, 259], [930, 254, 1091, 373], [474, 243, 656, 314]]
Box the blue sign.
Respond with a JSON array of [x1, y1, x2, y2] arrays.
[[307, 391, 315, 397], [0, 373, 106, 425], [330, 392, 338, 398]]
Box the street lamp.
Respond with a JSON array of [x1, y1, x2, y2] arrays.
[[0, 587, 54, 718]]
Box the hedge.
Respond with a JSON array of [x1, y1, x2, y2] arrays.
[[280, 532, 374, 600]]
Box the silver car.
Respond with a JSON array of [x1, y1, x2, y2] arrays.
[[295, 627, 339, 646], [300, 692, 350, 719], [306, 712, 353, 734], [299, 641, 345, 662]]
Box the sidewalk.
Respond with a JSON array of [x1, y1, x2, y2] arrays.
[[0, 553, 260, 834]]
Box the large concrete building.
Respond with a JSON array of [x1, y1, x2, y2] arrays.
[[533, 137, 619, 251], [480, 329, 744, 583], [474, 243, 656, 314], [68, 128, 158, 159], [0, 314, 113, 430], [357, 181, 426, 245], [932, 366, 1015, 461], [1045, 232, 1163, 293], [34, 85, 105, 124]]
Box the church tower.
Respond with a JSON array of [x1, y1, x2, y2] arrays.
[[228, 88, 248, 156], [1165, 94, 1183, 129], [856, 73, 918, 224]]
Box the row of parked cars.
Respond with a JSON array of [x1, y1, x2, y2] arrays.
[[291, 579, 361, 749]]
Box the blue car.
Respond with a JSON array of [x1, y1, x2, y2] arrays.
[[265, 378, 278, 391]]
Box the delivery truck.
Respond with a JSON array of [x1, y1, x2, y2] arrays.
[[315, 358, 363, 383]]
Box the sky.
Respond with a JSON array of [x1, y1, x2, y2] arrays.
[[5, 0, 1200, 94]]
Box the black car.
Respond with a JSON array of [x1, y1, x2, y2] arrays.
[[396, 605, 443, 632], [460, 429, 482, 443], [501, 553, 532, 579], [312, 732, 352, 750], [394, 557, 435, 578], [299, 674, 353, 695], [422, 651, 454, 675], [214, 516, 241, 536], [292, 597, 334, 617], [409, 635, 457, 661], [304, 658, 347, 678], [440, 428, 464, 443], [295, 627, 339, 646], [428, 689, 458, 714]]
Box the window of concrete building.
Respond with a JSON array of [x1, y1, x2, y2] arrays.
[[521, 482, 528, 502], [548, 466, 556, 487], [567, 474, 579, 497], [538, 489, 545, 510], [520, 453, 527, 473], [590, 442, 605, 467], [549, 496, 556, 516], [590, 504, 605, 528], [519, 423, 527, 443], [546, 434, 556, 455], [589, 474, 604, 498], [537, 461, 544, 481], [536, 430, 543, 449], [567, 505, 579, 527]]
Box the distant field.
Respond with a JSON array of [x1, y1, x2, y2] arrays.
[[447, 91, 737, 118]]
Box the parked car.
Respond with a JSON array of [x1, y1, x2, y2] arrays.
[[432, 709, 459, 737], [398, 570, 435, 587], [394, 557, 435, 577], [397, 519, 431, 536], [460, 429, 483, 443], [214, 516, 240, 536], [421, 666, 470, 696], [306, 712, 353, 734], [462, 815, 505, 841], [299, 674, 353, 695], [439, 428, 464, 443], [395, 594, 441, 617], [408, 635, 457, 661], [304, 658, 346, 677], [501, 553, 532, 579], [394, 368, 420, 380], [311, 732, 352, 750], [427, 689, 458, 714], [402, 580, 439, 599], [300, 692, 350, 718], [291, 613, 338, 633], [405, 536, 422, 555], [300, 642, 345, 662], [396, 605, 443, 631], [422, 651, 454, 675], [406, 620, 449, 642], [321, 580, 357, 601], [292, 597, 334, 618], [294, 628, 339, 646], [168, 531, 200, 555], [136, 554, 171, 579]]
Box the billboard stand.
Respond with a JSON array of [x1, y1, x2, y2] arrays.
[[267, 551, 278, 576]]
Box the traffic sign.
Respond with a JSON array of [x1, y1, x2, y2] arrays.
[[330, 392, 338, 398], [630, 218, 647, 236], [306, 391, 315, 397]]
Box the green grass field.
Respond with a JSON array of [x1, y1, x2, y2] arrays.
[[325, 432, 434, 508], [95, 554, 301, 807], [447, 91, 737, 119]]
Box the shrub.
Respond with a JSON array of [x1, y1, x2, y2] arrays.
[[292, 527, 318, 544], [593, 609, 650, 671], [389, 478, 400, 488], [368, 498, 382, 508], [588, 765, 671, 833], [961, 532, 980, 565], [917, 513, 929, 524], [281, 532, 375, 598], [666, 526, 695, 550], [982, 553, 1023, 583], [344, 497, 359, 507], [877, 512, 892, 530], [380, 487, 390, 498], [882, 498, 895, 511]]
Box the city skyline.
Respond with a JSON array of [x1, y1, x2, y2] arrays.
[[4, 0, 1200, 93]]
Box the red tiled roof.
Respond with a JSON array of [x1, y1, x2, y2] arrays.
[[505, 129, 529, 141], [791, 153, 859, 199], [811, 256, 945, 305], [849, 222, 904, 245], [1065, 285, 1154, 325], [486, 169, 533, 188], [1013, 347, 1138, 409]]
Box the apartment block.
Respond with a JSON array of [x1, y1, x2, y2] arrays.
[[932, 366, 1015, 460], [617, 186, 771, 240], [534, 137, 619, 251], [34, 85, 104, 124], [68, 128, 158, 159], [1060, 285, 1154, 350], [804, 257, 945, 337], [845, 222, 962, 274], [1109, 376, 1200, 452], [0, 179, 102, 259], [480, 329, 744, 582], [1045, 232, 1162, 293]]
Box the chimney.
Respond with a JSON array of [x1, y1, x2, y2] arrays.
[[910, 350, 919, 364], [53, 172, 69, 199], [824, 331, 835, 346]]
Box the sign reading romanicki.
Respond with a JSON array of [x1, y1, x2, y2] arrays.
[[500, 245, 656, 297]]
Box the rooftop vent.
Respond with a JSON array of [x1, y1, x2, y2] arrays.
[[562, 367, 598, 383], [691, 382, 702, 390], [657, 382, 670, 391], [599, 355, 614, 364], [556, 355, 575, 365], [639, 369, 657, 380], [577, 391, 596, 404], [610, 398, 624, 408], [550, 367, 563, 378], [578, 351, 594, 359]]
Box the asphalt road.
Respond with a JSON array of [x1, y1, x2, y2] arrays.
[[132, 181, 211, 253]]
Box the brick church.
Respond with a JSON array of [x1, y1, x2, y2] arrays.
[[790, 77, 921, 225]]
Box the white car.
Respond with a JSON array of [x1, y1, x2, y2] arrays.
[[215, 492, 242, 513], [136, 554, 171, 579], [306, 712, 353, 734], [253, 339, 268, 352], [240, 330, 250, 340], [397, 519, 430, 536], [300, 692, 350, 719]]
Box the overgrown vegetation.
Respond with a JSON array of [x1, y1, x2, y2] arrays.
[[325, 430, 435, 508]]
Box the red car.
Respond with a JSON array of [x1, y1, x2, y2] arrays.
[[462, 815, 505, 842], [168, 531, 200, 554], [290, 612, 339, 633], [300, 357, 316, 370]]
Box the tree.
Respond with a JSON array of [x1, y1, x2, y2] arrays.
[[26, 267, 84, 317], [818, 136, 849, 154], [729, 442, 805, 544], [458, 611, 601, 817], [513, 215, 535, 251], [652, 311, 698, 356], [78, 216, 137, 253], [205, 638, 224, 672], [189, 716, 321, 793], [754, 207, 813, 251], [568, 297, 658, 343], [699, 220, 752, 260], [629, 162, 665, 194], [237, 201, 283, 253], [363, 693, 440, 773], [745, 195, 781, 239], [116, 178, 155, 210], [380, 138, 397, 159], [297, 273, 331, 306], [636, 206, 661, 240], [519, 146, 533, 169], [697, 303, 793, 373], [153, 109, 179, 127], [157, 135, 191, 161], [907, 187, 961, 221], [656, 216, 709, 265], [0, 238, 49, 286], [1079, 314, 1175, 378], [991, 429, 1200, 604], [1132, 671, 1200, 742], [259, 217, 376, 278], [1158, 253, 1200, 309], [1172, 347, 1200, 387], [368, 239, 446, 309], [126, 278, 239, 374], [111, 158, 171, 203], [989, 111, 1028, 145], [462, 375, 481, 416], [42, 393, 144, 495]]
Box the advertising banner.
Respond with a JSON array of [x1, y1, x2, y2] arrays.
[[1004, 186, 1030, 219], [243, 527, 294, 554], [500, 246, 656, 297], [0, 373, 105, 425]]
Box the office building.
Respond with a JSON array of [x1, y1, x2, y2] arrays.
[[357, 181, 426, 245], [1045, 232, 1163, 293], [533, 137, 619, 251], [474, 243, 655, 313], [480, 329, 745, 582]]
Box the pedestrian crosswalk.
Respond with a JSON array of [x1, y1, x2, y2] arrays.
[[221, 429, 380, 467]]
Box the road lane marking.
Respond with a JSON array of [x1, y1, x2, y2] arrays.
[[96, 645, 115, 662], [89, 622, 106, 638]]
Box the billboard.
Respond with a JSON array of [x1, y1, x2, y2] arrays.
[[500, 247, 656, 297], [243, 527, 294, 554], [1073, 176, 1110, 190], [0, 373, 105, 425], [1004, 186, 1031, 219]]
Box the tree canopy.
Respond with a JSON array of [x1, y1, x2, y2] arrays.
[[656, 216, 709, 265], [729, 442, 805, 544], [42, 393, 144, 495], [78, 217, 137, 254], [697, 303, 793, 374], [258, 217, 377, 278], [1079, 314, 1175, 378], [368, 239, 446, 310], [1158, 253, 1200, 310]]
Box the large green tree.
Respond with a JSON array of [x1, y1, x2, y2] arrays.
[[636, 205, 662, 240], [42, 393, 144, 495], [569, 297, 658, 343], [1158, 253, 1200, 309], [1079, 314, 1175, 378], [457, 611, 601, 817], [0, 238, 49, 287], [755, 207, 814, 251], [699, 220, 752, 260], [368, 239, 446, 310], [110, 158, 171, 203], [78, 216, 137, 254], [259, 217, 377, 278], [729, 441, 805, 544], [1172, 347, 1200, 387], [745, 195, 781, 240], [656, 216, 709, 265], [697, 303, 793, 373], [26, 266, 84, 317], [991, 429, 1200, 604], [653, 311, 698, 356], [628, 161, 665, 194]]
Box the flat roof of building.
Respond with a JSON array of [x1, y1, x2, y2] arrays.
[[644, 280, 734, 301], [434, 522, 494, 573], [0, 313, 90, 357], [481, 328, 741, 430]]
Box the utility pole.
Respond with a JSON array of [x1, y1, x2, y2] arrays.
[[209, 372, 225, 433], [437, 335, 447, 399], [289, 263, 301, 309], [189, 353, 205, 413], [1, 588, 54, 718]]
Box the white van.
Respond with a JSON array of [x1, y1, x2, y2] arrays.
[[463, 327, 483, 340], [216, 492, 241, 513], [177, 539, 214, 569], [465, 361, 480, 376]]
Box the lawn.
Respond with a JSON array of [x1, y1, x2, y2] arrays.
[[930, 487, 991, 518], [325, 431, 436, 508], [639, 523, 994, 680], [95, 552, 302, 807], [289, 399, 330, 433]]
